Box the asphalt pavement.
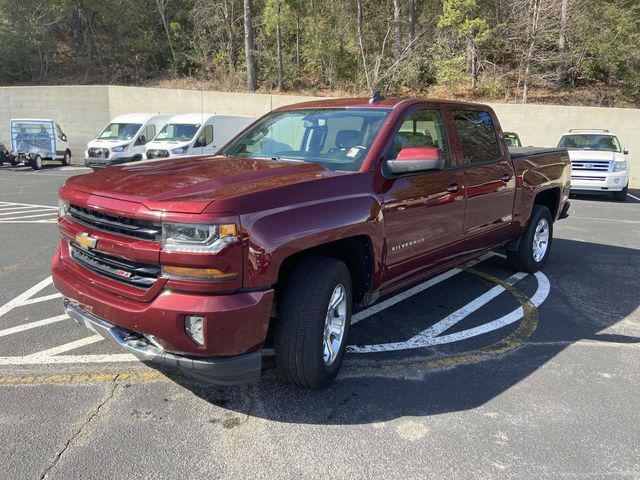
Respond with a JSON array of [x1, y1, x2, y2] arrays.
[[0, 163, 638, 479]]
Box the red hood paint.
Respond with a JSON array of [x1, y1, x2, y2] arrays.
[[64, 156, 333, 213]]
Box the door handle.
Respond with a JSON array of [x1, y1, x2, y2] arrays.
[[446, 183, 460, 193], [500, 173, 511, 182]]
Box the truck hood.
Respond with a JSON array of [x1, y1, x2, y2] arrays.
[[63, 155, 335, 213], [566, 150, 625, 162]]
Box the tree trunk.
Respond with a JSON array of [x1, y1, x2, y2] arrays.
[[393, 0, 402, 58], [296, 15, 300, 73], [276, 3, 284, 91], [357, 0, 371, 91], [156, 0, 176, 63], [466, 36, 477, 89], [408, 0, 415, 46], [243, 0, 257, 91], [555, 0, 568, 88], [522, 0, 541, 103]]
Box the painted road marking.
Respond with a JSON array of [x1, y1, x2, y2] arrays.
[[0, 314, 68, 338], [347, 269, 549, 354], [0, 253, 549, 367], [25, 335, 104, 358], [351, 253, 494, 325], [628, 193, 640, 201], [0, 201, 58, 223]]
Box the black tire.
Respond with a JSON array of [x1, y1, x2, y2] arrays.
[[10, 157, 20, 166], [613, 186, 628, 202], [275, 257, 352, 389], [32, 154, 43, 170], [61, 151, 71, 166], [507, 205, 553, 273]]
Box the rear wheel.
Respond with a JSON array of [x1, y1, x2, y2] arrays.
[[61, 151, 71, 166], [31, 154, 43, 170], [507, 205, 553, 273], [275, 257, 352, 389], [613, 186, 628, 202]]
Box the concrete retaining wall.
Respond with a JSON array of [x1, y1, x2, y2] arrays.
[[1, 85, 638, 187]]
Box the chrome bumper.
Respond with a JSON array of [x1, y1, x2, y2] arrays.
[[64, 299, 262, 385]]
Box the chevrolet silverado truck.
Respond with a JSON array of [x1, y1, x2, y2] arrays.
[[52, 96, 571, 389]]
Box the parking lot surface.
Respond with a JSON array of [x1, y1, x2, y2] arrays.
[[0, 164, 639, 479]]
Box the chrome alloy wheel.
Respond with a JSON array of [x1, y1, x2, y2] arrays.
[[532, 218, 550, 262], [323, 283, 347, 366]]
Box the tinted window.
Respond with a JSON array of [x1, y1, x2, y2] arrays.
[[388, 109, 451, 168], [557, 134, 620, 152], [203, 125, 214, 145], [453, 110, 501, 165]]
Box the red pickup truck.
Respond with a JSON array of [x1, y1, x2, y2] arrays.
[[52, 96, 571, 389]]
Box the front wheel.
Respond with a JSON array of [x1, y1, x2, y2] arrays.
[[61, 151, 71, 166], [613, 186, 628, 202], [275, 257, 352, 389], [31, 154, 43, 170], [507, 205, 553, 273]]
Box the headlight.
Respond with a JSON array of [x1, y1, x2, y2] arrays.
[[162, 222, 238, 253], [613, 161, 627, 172], [111, 144, 128, 153], [171, 146, 188, 154], [58, 198, 69, 218]]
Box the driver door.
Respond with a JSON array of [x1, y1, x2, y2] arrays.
[[381, 107, 466, 287]]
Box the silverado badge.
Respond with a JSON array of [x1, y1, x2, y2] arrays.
[[75, 232, 97, 250]]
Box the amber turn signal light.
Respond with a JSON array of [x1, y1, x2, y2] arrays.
[[162, 266, 238, 281]]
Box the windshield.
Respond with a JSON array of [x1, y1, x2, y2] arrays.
[[558, 134, 621, 152], [220, 108, 390, 171], [98, 123, 142, 141], [504, 133, 521, 147], [155, 123, 200, 142], [11, 122, 53, 134]]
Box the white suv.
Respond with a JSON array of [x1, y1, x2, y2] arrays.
[[557, 129, 629, 201]]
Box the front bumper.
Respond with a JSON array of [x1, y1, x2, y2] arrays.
[[64, 300, 262, 384], [84, 156, 135, 169], [570, 171, 629, 192]]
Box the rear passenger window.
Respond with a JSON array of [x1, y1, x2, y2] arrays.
[[389, 109, 451, 168], [453, 110, 501, 165]]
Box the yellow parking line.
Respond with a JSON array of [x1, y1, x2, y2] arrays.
[[425, 268, 538, 370], [0, 371, 165, 385]]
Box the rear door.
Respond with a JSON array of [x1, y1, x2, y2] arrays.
[[451, 109, 515, 248], [381, 106, 466, 287]]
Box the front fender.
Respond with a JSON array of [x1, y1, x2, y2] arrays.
[[241, 194, 385, 289]]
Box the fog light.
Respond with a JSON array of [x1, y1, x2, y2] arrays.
[[185, 315, 205, 345], [614, 178, 621, 184]]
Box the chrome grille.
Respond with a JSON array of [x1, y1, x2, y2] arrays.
[[88, 148, 109, 158], [571, 175, 606, 181], [70, 244, 159, 288], [68, 204, 161, 241], [571, 160, 611, 172], [146, 149, 170, 159]]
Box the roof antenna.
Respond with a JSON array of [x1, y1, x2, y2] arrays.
[[369, 90, 385, 104]]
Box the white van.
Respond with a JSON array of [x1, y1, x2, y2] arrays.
[[85, 113, 171, 168], [144, 114, 254, 160]]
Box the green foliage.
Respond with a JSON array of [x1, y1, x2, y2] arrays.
[[0, 0, 638, 105]]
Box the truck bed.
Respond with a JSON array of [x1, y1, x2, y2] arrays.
[[508, 147, 566, 159]]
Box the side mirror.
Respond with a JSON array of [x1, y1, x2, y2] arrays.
[[194, 135, 207, 148], [623, 149, 629, 155], [386, 146, 444, 175], [137, 135, 147, 145], [61, 134, 67, 142]]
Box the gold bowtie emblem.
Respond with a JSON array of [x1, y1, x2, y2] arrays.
[[75, 232, 97, 250]]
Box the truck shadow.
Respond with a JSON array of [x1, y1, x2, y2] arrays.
[[163, 237, 640, 425]]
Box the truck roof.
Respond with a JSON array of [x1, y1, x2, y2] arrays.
[[560, 129, 617, 136], [10, 118, 55, 123], [163, 113, 252, 124], [273, 97, 492, 111], [110, 113, 171, 123]]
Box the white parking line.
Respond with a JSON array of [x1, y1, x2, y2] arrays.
[[351, 252, 495, 325], [0, 208, 56, 216], [0, 315, 69, 338], [0, 276, 53, 318], [348, 271, 550, 353], [0, 212, 58, 221], [0, 201, 57, 209], [0, 353, 137, 365], [628, 193, 640, 201], [25, 335, 104, 358], [19, 293, 62, 306]]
